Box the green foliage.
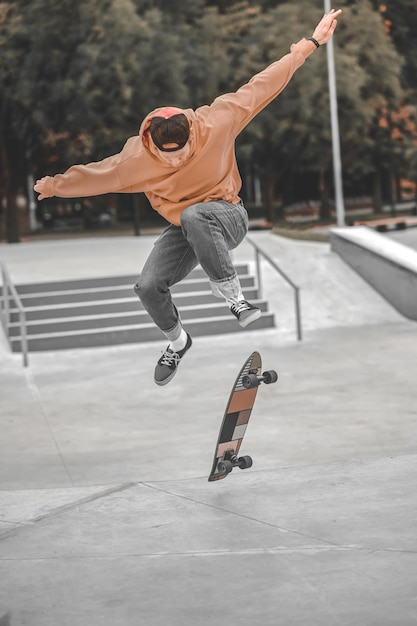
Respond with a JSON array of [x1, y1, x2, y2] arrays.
[[368, 0, 417, 91], [232, 1, 412, 212]]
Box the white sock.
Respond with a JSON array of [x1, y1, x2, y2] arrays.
[[169, 328, 188, 352], [227, 290, 245, 307]]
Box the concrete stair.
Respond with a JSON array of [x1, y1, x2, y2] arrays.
[[7, 264, 275, 352]]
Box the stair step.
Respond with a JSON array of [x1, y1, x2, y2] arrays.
[[15, 276, 256, 307], [4, 262, 277, 354], [4, 264, 250, 295], [8, 301, 269, 336], [10, 313, 275, 352], [9, 288, 260, 322]]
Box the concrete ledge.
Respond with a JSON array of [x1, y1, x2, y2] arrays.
[[329, 226, 417, 320]]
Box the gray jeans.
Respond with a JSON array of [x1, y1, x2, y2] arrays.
[[134, 200, 248, 340]]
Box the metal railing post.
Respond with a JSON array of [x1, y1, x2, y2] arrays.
[[255, 248, 263, 299], [246, 237, 303, 342], [294, 286, 302, 342], [19, 309, 29, 367], [1, 267, 10, 326], [0, 261, 29, 367]]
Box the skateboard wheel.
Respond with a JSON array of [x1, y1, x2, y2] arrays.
[[238, 455, 253, 470], [263, 370, 278, 384], [218, 460, 233, 475], [242, 373, 259, 389]]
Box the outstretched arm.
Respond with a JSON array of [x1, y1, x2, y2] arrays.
[[208, 9, 342, 133], [33, 152, 123, 200], [311, 8, 342, 46]]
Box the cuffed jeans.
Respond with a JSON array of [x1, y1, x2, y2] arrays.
[[134, 200, 249, 341]]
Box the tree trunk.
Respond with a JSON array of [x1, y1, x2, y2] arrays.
[[318, 166, 330, 221], [5, 191, 20, 243], [0, 100, 21, 243], [281, 167, 295, 211], [372, 169, 383, 214], [132, 194, 141, 236], [273, 201, 285, 222], [264, 158, 274, 224]]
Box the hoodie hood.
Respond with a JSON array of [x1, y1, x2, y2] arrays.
[[139, 106, 196, 160]]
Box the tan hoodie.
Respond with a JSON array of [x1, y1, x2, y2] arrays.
[[42, 39, 315, 226]]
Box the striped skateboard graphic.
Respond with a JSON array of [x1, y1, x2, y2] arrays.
[[208, 351, 277, 482]]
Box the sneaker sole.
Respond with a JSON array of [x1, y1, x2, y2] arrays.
[[239, 308, 262, 328], [154, 370, 178, 386]]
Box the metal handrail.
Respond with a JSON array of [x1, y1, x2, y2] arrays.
[[246, 236, 302, 341], [0, 262, 29, 366]]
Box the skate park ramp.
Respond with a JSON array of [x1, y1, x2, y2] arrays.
[[0, 231, 416, 625]]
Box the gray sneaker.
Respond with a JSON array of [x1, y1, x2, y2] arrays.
[[230, 300, 261, 328], [154, 333, 192, 386]]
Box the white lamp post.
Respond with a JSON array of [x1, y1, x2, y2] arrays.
[[324, 0, 345, 227]]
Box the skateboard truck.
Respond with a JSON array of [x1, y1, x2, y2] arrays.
[[217, 450, 253, 476], [242, 369, 278, 389]]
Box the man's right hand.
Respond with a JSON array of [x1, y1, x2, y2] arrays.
[[311, 8, 342, 46], [34, 176, 53, 200]]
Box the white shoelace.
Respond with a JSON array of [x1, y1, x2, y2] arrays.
[[231, 300, 250, 315], [160, 349, 181, 367]]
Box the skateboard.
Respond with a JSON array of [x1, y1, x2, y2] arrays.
[[208, 351, 277, 482]]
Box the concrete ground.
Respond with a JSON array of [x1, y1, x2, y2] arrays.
[[0, 231, 416, 626]]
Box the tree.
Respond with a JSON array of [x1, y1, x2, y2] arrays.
[[0, 2, 30, 242], [0, 0, 244, 240], [339, 2, 407, 212], [231, 1, 406, 219], [370, 0, 417, 93], [0, 0, 192, 240]]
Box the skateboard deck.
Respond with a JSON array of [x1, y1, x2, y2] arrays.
[[208, 351, 277, 482]]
